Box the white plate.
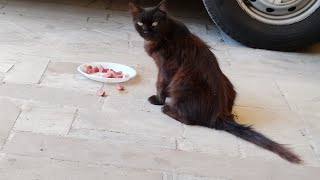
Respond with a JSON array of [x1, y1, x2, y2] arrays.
[[78, 62, 137, 83]]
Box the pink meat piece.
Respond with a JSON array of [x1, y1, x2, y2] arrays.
[[102, 68, 109, 73], [98, 65, 109, 73], [115, 74, 123, 78], [86, 69, 94, 74], [98, 65, 104, 72], [84, 65, 95, 74], [103, 71, 116, 78], [93, 66, 99, 73], [96, 90, 106, 97]]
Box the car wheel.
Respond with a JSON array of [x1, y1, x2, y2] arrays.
[[202, 0, 320, 51]]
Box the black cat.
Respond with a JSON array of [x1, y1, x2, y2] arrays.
[[129, 0, 301, 164]]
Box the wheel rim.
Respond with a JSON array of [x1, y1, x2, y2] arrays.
[[236, 0, 320, 25]]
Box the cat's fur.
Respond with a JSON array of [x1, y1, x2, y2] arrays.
[[129, 0, 301, 164]]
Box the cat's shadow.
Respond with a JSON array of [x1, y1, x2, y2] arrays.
[[232, 105, 274, 129]]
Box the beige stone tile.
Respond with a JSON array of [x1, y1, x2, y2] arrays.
[[46, 61, 81, 74], [177, 125, 239, 158], [73, 108, 182, 138], [0, 154, 163, 180], [40, 73, 103, 93], [276, 79, 320, 112], [69, 128, 176, 149], [4, 132, 319, 180], [14, 103, 77, 135], [0, 83, 103, 108], [233, 106, 307, 145], [0, 60, 15, 73], [3, 58, 49, 84], [0, 99, 21, 148], [229, 76, 290, 110]]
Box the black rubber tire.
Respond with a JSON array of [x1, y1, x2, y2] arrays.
[[202, 0, 320, 51]]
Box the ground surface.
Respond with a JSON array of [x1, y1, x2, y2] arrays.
[[0, 0, 319, 179]]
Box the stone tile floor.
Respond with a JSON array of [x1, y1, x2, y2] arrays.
[[0, 0, 319, 179]]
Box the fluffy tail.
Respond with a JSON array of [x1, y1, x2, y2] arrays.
[[219, 120, 302, 164]]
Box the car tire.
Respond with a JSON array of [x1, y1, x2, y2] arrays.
[[202, 0, 320, 51]]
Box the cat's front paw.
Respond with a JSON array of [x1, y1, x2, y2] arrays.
[[148, 95, 164, 105]]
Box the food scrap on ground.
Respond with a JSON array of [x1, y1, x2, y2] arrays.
[[115, 84, 125, 91], [96, 90, 106, 97]]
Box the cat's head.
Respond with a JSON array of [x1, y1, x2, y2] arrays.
[[129, 0, 168, 41]]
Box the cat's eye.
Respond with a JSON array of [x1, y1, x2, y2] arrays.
[[152, 22, 158, 26], [137, 22, 143, 26]]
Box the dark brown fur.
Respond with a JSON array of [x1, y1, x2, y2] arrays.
[[129, 0, 302, 164]]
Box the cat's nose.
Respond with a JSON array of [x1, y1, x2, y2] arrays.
[[143, 30, 150, 34]]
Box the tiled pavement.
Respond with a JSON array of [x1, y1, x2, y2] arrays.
[[0, 0, 319, 179]]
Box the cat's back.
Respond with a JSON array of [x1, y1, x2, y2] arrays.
[[168, 17, 191, 39], [168, 18, 210, 49]]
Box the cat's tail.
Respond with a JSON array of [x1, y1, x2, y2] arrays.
[[218, 119, 302, 164]]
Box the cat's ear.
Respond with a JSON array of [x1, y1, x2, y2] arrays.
[[156, 0, 168, 13], [129, 1, 142, 16]]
